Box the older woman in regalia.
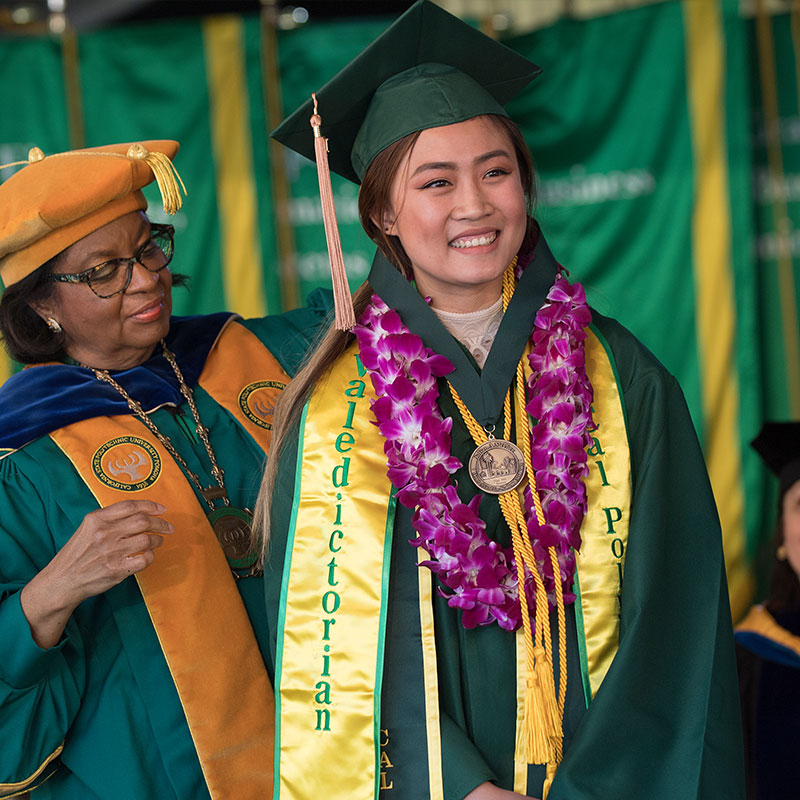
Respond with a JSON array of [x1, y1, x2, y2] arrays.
[[0, 141, 329, 798]]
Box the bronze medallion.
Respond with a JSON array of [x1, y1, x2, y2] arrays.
[[207, 507, 256, 568], [468, 439, 526, 495]]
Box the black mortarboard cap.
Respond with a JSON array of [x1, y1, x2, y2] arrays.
[[751, 421, 800, 496], [271, 0, 541, 184]]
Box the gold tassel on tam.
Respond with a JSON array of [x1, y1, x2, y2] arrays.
[[127, 143, 187, 214], [309, 93, 356, 331]]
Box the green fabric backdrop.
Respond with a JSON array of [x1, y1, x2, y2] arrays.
[[1, 0, 798, 614]]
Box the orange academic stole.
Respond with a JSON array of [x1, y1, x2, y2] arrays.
[[48, 323, 290, 799], [198, 318, 289, 448]]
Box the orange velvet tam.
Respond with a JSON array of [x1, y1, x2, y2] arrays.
[[0, 140, 181, 288]]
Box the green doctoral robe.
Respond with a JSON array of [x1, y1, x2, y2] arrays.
[[0, 300, 330, 800], [265, 238, 744, 800]]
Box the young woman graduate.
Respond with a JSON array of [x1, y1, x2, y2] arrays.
[[260, 2, 745, 798], [0, 141, 330, 798], [736, 422, 800, 799]]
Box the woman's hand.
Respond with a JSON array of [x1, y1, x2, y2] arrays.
[[20, 500, 173, 648], [465, 782, 538, 800]]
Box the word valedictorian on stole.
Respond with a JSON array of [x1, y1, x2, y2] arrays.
[[313, 353, 368, 732]]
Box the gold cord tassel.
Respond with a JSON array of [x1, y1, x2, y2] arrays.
[[519, 648, 561, 763], [505, 493, 562, 769], [450, 374, 564, 770], [127, 144, 187, 215], [449, 260, 569, 798], [309, 93, 356, 331]]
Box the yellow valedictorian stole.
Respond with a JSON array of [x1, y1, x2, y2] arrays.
[[48, 319, 288, 800], [274, 325, 632, 799]]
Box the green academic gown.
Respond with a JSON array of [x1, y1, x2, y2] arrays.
[[265, 239, 744, 800], [0, 301, 330, 800]]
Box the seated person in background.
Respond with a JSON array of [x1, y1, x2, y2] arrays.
[[736, 421, 800, 800]]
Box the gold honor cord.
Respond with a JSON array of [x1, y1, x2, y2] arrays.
[[448, 383, 564, 786], [510, 268, 568, 727], [446, 263, 567, 795], [511, 326, 633, 796]]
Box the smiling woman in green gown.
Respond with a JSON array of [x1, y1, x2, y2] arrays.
[[256, 2, 745, 799]]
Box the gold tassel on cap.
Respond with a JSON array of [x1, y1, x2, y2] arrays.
[[127, 143, 187, 215], [309, 93, 356, 331]]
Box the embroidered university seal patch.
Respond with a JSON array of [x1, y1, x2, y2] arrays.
[[238, 380, 286, 429], [92, 436, 162, 491]]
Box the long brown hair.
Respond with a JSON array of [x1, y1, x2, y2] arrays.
[[254, 114, 537, 553]]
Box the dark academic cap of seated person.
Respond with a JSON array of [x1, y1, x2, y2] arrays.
[[271, 0, 542, 184], [752, 421, 800, 497]]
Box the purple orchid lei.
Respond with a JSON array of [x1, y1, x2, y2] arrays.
[[523, 275, 595, 609], [352, 270, 594, 632]]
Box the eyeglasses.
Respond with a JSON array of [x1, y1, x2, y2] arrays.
[[49, 224, 175, 298]]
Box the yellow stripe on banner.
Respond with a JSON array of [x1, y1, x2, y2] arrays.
[[203, 17, 267, 317], [684, 0, 752, 619]]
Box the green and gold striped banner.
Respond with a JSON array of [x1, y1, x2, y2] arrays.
[[2, 1, 799, 613], [684, 0, 751, 615], [203, 16, 267, 317]]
